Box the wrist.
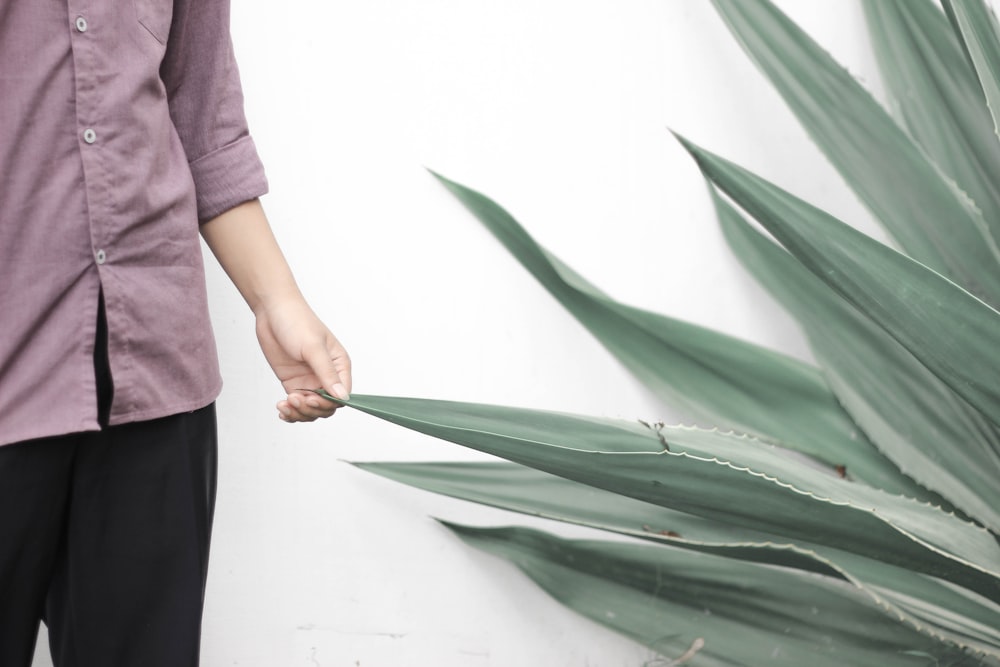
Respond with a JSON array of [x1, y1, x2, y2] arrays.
[[249, 283, 305, 317]]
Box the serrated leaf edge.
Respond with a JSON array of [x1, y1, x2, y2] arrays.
[[343, 399, 1000, 582]]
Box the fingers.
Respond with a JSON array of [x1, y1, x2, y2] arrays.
[[277, 391, 339, 423]]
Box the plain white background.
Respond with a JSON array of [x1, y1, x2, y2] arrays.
[[33, 1, 890, 665]]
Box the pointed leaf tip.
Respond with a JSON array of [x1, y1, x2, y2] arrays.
[[427, 167, 452, 185], [670, 132, 706, 167]]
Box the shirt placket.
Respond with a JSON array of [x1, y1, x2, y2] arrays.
[[66, 0, 110, 272]]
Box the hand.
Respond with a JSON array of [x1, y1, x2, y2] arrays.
[[254, 295, 352, 423]]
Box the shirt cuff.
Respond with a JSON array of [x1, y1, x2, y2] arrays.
[[188, 134, 269, 222]]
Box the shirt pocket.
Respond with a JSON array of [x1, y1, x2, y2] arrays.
[[133, 0, 173, 44]]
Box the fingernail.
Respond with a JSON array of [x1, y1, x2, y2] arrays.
[[333, 383, 350, 400], [306, 398, 320, 408], [289, 396, 301, 409]]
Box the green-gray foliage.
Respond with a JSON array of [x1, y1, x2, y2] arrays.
[[336, 1, 1000, 664]]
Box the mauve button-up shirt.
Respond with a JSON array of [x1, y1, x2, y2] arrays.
[[0, 0, 268, 446]]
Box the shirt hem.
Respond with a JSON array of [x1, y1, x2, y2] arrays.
[[107, 385, 222, 427], [0, 385, 222, 448]]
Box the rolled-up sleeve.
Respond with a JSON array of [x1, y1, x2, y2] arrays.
[[160, 0, 268, 221]]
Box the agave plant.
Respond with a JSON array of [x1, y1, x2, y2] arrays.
[[333, 0, 1000, 664]]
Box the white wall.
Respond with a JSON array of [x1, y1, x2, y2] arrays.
[[34, 1, 886, 665]]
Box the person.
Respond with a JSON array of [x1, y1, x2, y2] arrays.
[[0, 1, 351, 665]]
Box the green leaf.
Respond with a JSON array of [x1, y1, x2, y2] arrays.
[[679, 138, 1000, 436], [943, 0, 1000, 140], [713, 189, 1000, 533], [356, 460, 840, 577], [863, 0, 1000, 268], [709, 0, 1000, 305], [358, 461, 1000, 655], [446, 523, 982, 666], [339, 394, 1000, 600], [432, 172, 931, 501]]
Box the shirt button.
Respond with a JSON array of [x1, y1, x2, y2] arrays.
[[95, 249, 107, 265], [75, 16, 88, 32], [83, 128, 97, 144]]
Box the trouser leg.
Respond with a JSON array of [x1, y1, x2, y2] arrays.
[[0, 292, 105, 664], [0, 437, 76, 667], [44, 403, 219, 667], [44, 294, 220, 666]]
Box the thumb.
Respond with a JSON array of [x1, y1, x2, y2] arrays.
[[302, 340, 350, 401]]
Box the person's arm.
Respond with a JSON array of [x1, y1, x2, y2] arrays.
[[201, 199, 351, 422]]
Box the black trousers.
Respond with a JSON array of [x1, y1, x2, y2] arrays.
[[0, 301, 217, 667]]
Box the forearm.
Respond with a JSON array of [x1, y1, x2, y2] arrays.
[[200, 198, 302, 314], [201, 198, 351, 417]]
